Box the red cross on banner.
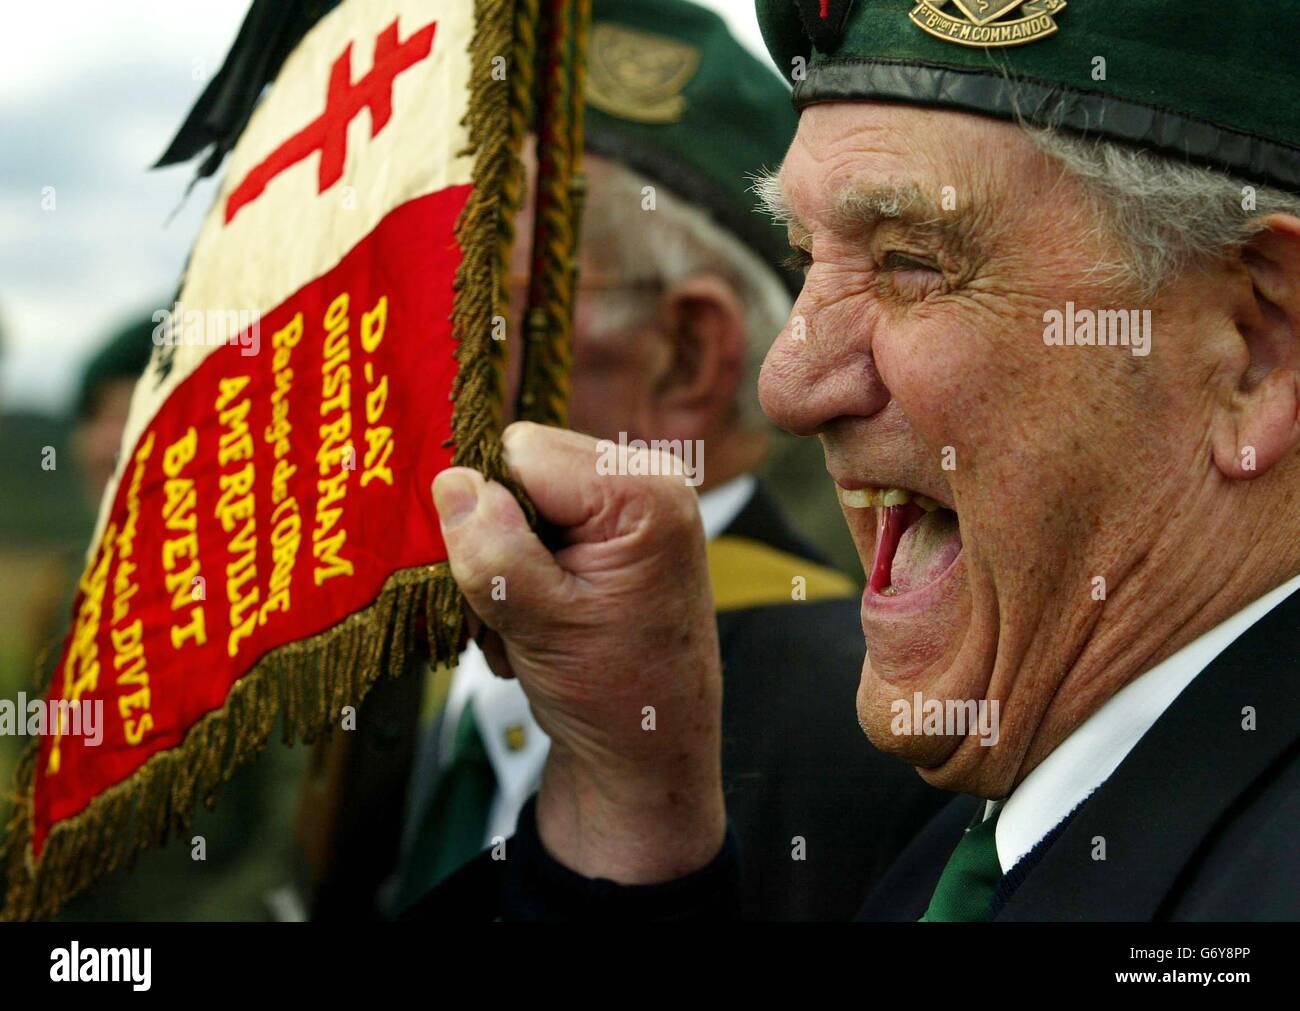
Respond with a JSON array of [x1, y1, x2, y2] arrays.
[[225, 16, 438, 224]]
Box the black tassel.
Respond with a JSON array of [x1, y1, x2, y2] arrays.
[[153, 0, 342, 178]]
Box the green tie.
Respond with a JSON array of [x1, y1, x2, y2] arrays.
[[920, 805, 1003, 922], [396, 703, 497, 910]]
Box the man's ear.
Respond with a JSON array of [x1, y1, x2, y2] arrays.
[[1211, 213, 1300, 480], [653, 274, 747, 432]]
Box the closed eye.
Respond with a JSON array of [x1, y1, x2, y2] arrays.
[[782, 248, 944, 288], [879, 250, 945, 298], [881, 251, 940, 273]]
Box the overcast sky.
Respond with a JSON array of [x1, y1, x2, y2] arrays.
[[0, 1, 769, 414]]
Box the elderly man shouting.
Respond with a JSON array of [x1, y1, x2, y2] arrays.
[[412, 0, 1300, 920]]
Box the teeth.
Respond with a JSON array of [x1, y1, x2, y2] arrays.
[[840, 488, 873, 509], [839, 485, 945, 510]]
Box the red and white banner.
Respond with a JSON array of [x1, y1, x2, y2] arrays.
[[6, 0, 500, 913]]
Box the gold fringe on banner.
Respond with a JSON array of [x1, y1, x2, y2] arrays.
[[451, 0, 536, 486], [0, 0, 572, 921], [516, 0, 591, 429], [2, 564, 462, 921]]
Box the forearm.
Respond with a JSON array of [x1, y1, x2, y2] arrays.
[[536, 750, 726, 885]]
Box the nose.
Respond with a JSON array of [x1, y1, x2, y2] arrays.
[[758, 293, 892, 437]]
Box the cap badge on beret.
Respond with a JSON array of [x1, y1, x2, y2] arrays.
[[909, 0, 1066, 48], [586, 23, 701, 125]]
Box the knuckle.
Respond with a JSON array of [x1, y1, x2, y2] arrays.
[[658, 478, 701, 531]]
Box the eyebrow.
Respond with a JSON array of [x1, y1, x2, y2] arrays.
[[752, 168, 982, 260]]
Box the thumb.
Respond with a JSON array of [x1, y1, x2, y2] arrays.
[[432, 467, 571, 631]]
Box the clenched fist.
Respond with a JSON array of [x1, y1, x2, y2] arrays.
[[432, 422, 725, 883]]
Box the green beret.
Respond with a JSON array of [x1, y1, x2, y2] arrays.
[[585, 0, 800, 291], [756, 0, 1300, 192], [75, 314, 157, 420]]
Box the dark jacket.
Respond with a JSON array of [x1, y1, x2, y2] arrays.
[[408, 583, 1300, 921]]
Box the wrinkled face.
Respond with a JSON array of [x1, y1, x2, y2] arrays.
[[759, 103, 1213, 796]]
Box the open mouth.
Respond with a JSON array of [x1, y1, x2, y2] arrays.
[[839, 486, 963, 598]]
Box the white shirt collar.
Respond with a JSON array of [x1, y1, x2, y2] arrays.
[[443, 475, 759, 844], [991, 572, 1300, 874], [697, 474, 757, 541]]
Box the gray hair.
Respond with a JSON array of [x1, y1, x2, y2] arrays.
[[579, 159, 792, 428], [1027, 126, 1300, 297]]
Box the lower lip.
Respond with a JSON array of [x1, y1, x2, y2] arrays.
[[861, 544, 966, 620]]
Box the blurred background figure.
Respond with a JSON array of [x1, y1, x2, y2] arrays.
[[0, 314, 155, 908], [0, 330, 96, 860], [69, 317, 155, 505], [20, 313, 157, 686]]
